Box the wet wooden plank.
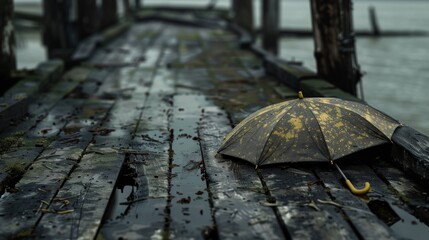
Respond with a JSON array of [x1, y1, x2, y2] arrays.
[[98, 69, 175, 239], [259, 166, 359, 240], [392, 126, 429, 184], [315, 166, 400, 239], [199, 106, 285, 239], [341, 163, 429, 236], [33, 95, 145, 239], [72, 35, 103, 62], [0, 66, 93, 158], [0, 94, 31, 132], [0, 66, 92, 144], [67, 69, 112, 99], [94, 66, 151, 99], [35, 151, 123, 239], [30, 53, 158, 238], [0, 59, 64, 132], [166, 94, 214, 238], [371, 159, 429, 225], [0, 99, 85, 190], [87, 24, 160, 68], [176, 68, 212, 94], [0, 99, 113, 239]]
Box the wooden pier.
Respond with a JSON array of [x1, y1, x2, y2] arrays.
[[1, 4, 429, 240]]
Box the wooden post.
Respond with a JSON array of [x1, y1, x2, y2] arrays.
[[262, 0, 280, 55], [0, 0, 16, 92], [43, 0, 78, 59], [369, 6, 380, 36], [123, 0, 132, 18], [233, 0, 254, 36], [101, 0, 118, 30], [310, 0, 361, 96], [77, 0, 98, 39], [135, 0, 141, 11]]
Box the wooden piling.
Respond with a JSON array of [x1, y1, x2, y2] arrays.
[[101, 0, 118, 30], [42, 0, 78, 59], [77, 0, 99, 39], [0, 0, 16, 92], [135, 0, 142, 11], [123, 0, 132, 18], [262, 0, 280, 55], [310, 0, 361, 96], [232, 0, 254, 36], [369, 6, 380, 36]]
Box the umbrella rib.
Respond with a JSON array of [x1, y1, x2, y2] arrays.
[[257, 101, 299, 166], [302, 100, 333, 161]]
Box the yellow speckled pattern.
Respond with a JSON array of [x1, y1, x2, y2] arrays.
[[218, 96, 401, 166]]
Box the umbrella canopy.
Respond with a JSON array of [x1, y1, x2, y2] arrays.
[[218, 92, 401, 167]]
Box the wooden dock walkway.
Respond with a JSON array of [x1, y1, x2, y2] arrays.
[[1, 16, 429, 239]]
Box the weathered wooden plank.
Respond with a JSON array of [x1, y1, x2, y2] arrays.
[[35, 59, 65, 92], [176, 68, 212, 94], [0, 99, 84, 191], [199, 106, 285, 239], [72, 35, 103, 62], [300, 78, 361, 102], [0, 98, 113, 239], [371, 159, 429, 225], [315, 165, 400, 239], [35, 151, 123, 239], [0, 66, 92, 151], [391, 126, 429, 184], [0, 60, 64, 132], [30, 97, 127, 239], [67, 69, 112, 99], [87, 24, 160, 68], [342, 163, 429, 237], [94, 66, 153, 99], [263, 59, 317, 91], [0, 94, 31, 132], [260, 166, 359, 240], [0, 66, 93, 143], [33, 95, 143, 239], [166, 94, 214, 238], [98, 67, 175, 239]]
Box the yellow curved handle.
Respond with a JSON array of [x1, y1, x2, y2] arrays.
[[345, 179, 371, 195]]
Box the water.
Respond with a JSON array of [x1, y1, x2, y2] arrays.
[[13, 0, 429, 134]]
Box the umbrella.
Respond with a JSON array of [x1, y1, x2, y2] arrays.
[[217, 91, 401, 194]]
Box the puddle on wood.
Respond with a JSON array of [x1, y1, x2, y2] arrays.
[[166, 94, 214, 233], [368, 200, 429, 240], [390, 205, 429, 240], [103, 185, 135, 222], [103, 163, 137, 223]]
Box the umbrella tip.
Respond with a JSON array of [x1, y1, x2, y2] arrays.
[[298, 91, 304, 99]]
